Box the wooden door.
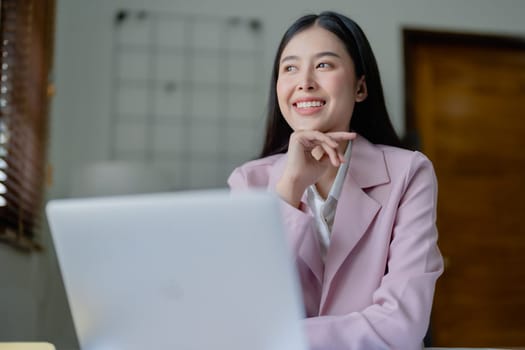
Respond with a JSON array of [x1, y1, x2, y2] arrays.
[[405, 30, 525, 347]]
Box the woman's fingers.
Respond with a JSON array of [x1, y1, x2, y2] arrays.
[[310, 142, 342, 167], [319, 142, 341, 166], [290, 130, 354, 167], [292, 131, 352, 162], [325, 131, 357, 141], [293, 130, 338, 149], [297, 130, 355, 149], [311, 145, 325, 161]]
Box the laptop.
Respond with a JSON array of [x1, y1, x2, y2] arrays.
[[46, 190, 308, 350]]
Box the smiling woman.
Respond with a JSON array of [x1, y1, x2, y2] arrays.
[[0, 0, 55, 251], [228, 11, 443, 350]]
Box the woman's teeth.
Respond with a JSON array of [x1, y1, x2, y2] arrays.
[[296, 101, 324, 108]]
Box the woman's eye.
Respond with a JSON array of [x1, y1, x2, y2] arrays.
[[284, 65, 297, 72], [317, 62, 331, 69]]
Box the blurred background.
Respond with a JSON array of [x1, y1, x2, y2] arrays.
[[0, 0, 524, 348]]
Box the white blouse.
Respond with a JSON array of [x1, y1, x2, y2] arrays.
[[306, 140, 353, 261]]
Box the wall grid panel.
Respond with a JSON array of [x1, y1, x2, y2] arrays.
[[109, 10, 265, 189]]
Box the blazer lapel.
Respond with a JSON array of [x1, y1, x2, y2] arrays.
[[320, 136, 390, 310]]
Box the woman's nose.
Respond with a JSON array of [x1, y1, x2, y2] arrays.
[[297, 71, 317, 91]]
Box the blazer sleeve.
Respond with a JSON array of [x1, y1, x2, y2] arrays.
[[304, 152, 444, 350]]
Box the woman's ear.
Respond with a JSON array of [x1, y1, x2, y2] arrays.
[[356, 76, 368, 102]]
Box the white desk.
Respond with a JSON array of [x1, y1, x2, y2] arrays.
[[0, 344, 54, 350]]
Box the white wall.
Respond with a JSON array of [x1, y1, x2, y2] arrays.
[[1, 0, 524, 348]]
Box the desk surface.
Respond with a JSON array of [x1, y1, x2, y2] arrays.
[[0, 343, 55, 350]]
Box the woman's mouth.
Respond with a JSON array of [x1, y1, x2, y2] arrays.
[[293, 99, 326, 115], [295, 100, 325, 108]]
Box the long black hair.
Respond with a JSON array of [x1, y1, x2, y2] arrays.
[[260, 11, 401, 157]]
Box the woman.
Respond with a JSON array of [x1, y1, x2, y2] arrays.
[[228, 11, 443, 350]]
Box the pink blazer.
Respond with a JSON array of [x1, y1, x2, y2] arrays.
[[228, 135, 444, 350]]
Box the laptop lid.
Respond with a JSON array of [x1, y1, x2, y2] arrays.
[[46, 190, 307, 350]]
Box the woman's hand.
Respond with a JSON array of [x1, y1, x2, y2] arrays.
[[276, 130, 356, 207]]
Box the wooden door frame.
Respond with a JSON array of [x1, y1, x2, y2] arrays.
[[402, 28, 525, 150]]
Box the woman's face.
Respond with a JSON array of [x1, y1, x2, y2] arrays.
[[276, 25, 366, 133]]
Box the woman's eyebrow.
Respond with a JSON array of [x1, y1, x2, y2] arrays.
[[280, 51, 341, 64], [280, 55, 299, 64], [315, 51, 341, 59]]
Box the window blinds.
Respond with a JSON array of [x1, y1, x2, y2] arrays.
[[0, 0, 54, 250]]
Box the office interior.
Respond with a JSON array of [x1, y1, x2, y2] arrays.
[[1, 0, 524, 349]]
